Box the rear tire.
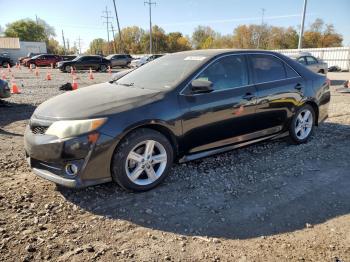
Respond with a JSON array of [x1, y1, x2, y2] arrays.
[[99, 64, 107, 72], [289, 105, 315, 144], [111, 128, 174, 192]]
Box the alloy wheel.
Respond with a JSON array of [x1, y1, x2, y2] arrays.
[[125, 140, 167, 186], [295, 109, 313, 140]]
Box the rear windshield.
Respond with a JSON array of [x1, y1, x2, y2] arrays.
[[117, 53, 208, 90]]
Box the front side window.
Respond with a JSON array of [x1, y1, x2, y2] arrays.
[[306, 56, 318, 65], [195, 55, 248, 91], [297, 57, 306, 65], [250, 54, 286, 83]]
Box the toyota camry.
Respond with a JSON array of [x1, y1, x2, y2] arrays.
[[24, 50, 330, 191]]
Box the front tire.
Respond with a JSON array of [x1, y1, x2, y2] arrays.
[[289, 105, 315, 144], [111, 128, 174, 192]]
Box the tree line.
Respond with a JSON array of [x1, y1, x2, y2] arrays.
[[0, 18, 343, 55]]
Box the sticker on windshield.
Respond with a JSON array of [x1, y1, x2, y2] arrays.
[[184, 56, 206, 61]]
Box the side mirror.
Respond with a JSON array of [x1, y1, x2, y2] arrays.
[[190, 79, 213, 94]]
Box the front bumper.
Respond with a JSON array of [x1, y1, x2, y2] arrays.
[[24, 125, 115, 188]]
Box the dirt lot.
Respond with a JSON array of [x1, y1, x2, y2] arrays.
[[0, 67, 349, 262]]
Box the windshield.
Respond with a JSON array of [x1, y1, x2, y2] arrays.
[[106, 55, 114, 59], [72, 56, 82, 61], [31, 55, 41, 59], [117, 53, 208, 90]]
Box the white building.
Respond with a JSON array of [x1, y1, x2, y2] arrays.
[[0, 37, 47, 62]]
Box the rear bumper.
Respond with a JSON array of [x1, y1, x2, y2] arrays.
[[24, 125, 115, 188]]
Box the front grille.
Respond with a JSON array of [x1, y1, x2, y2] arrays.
[[31, 126, 49, 135]]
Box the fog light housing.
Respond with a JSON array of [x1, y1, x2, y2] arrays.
[[65, 163, 79, 176]]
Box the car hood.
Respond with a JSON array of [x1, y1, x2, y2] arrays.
[[33, 82, 164, 120]]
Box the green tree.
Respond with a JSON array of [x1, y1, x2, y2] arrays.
[[114, 26, 145, 54], [5, 19, 46, 41], [191, 26, 216, 49], [303, 18, 343, 48], [87, 38, 106, 55], [166, 32, 191, 52]]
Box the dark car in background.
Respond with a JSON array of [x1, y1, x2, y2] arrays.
[[61, 55, 78, 61], [106, 54, 133, 68], [0, 79, 11, 99], [24, 50, 330, 191], [19, 52, 43, 65], [0, 55, 15, 68], [57, 55, 111, 72], [25, 54, 62, 68]]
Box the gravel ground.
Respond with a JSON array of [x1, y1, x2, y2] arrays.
[[0, 68, 350, 262]]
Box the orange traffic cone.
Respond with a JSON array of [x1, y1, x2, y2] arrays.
[[7, 64, 11, 73], [11, 78, 21, 94], [108, 65, 112, 74], [89, 68, 94, 80], [35, 67, 39, 77], [46, 71, 52, 80], [29, 64, 32, 72], [72, 78, 78, 90]]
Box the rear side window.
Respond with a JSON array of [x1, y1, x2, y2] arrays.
[[250, 54, 286, 83], [195, 55, 248, 91], [285, 64, 299, 78]]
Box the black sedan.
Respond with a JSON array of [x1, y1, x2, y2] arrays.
[[57, 55, 111, 72], [24, 50, 330, 191]]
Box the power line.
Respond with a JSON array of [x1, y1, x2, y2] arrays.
[[257, 8, 266, 49], [62, 30, 67, 55], [298, 0, 308, 49], [144, 1, 156, 54], [109, 24, 117, 53], [76, 36, 82, 54], [112, 0, 123, 53], [102, 6, 113, 54]]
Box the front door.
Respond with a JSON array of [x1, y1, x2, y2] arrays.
[[180, 54, 258, 154]]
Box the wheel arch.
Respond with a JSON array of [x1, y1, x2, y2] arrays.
[[304, 100, 319, 126], [112, 122, 180, 160]]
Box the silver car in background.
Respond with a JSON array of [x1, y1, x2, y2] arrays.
[[291, 52, 328, 74], [106, 54, 133, 68]]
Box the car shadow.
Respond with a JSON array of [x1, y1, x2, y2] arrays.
[[0, 100, 36, 127], [59, 122, 350, 240], [330, 79, 347, 86]]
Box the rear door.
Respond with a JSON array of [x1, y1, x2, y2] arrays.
[[248, 53, 304, 133], [180, 54, 258, 154]]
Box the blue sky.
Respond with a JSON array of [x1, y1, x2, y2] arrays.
[[0, 0, 349, 51]]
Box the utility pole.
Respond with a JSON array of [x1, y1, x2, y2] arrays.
[[298, 0, 307, 49], [35, 15, 38, 25], [102, 6, 113, 54], [62, 30, 67, 55], [257, 8, 266, 49], [144, 1, 156, 54], [112, 0, 123, 52], [66, 39, 70, 53], [77, 36, 82, 54], [109, 24, 117, 53]]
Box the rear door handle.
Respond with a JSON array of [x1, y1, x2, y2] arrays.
[[295, 83, 303, 90], [242, 93, 256, 100]]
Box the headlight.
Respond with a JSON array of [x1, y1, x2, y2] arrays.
[[45, 118, 107, 139]]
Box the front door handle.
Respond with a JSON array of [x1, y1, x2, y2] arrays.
[[242, 93, 256, 100]]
